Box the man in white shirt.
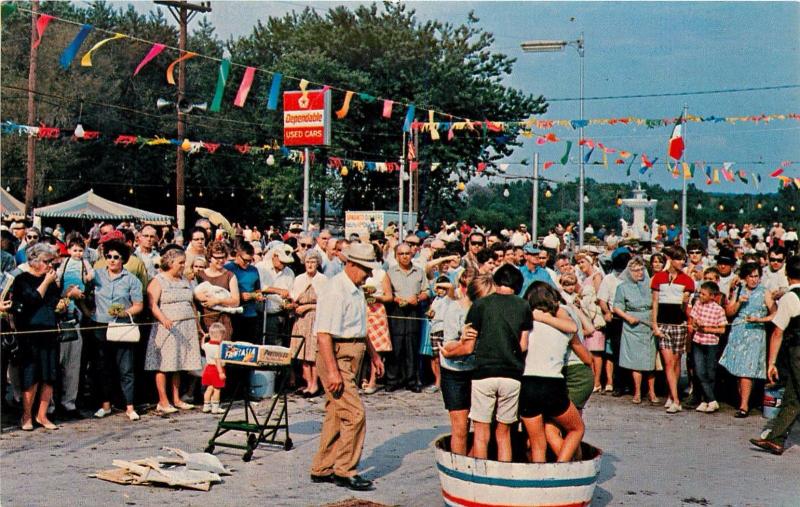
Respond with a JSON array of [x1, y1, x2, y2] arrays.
[[762, 246, 789, 298], [310, 243, 383, 490], [542, 229, 561, 252], [256, 244, 295, 344], [134, 225, 160, 278]]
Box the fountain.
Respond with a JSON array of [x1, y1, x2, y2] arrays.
[[620, 183, 657, 240]]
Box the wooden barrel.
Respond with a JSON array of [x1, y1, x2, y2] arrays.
[[434, 434, 603, 507]]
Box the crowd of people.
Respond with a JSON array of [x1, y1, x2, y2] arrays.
[[0, 215, 798, 466]]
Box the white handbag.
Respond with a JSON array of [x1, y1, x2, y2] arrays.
[[106, 314, 140, 343]]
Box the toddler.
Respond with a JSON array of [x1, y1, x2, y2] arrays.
[[202, 322, 228, 414]]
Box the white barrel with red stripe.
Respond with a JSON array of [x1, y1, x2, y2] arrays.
[[434, 435, 602, 507]]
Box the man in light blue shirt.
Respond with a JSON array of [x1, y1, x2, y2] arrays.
[[518, 243, 556, 296]]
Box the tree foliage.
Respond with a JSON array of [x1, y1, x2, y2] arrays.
[[1, 1, 545, 226]]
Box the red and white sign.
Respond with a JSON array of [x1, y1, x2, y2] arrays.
[[283, 89, 331, 146]]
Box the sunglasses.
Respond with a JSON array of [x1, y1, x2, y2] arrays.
[[105, 254, 122, 260], [405, 241, 420, 246], [769, 257, 784, 262], [211, 255, 226, 260], [688, 250, 703, 254], [299, 243, 313, 248], [26, 235, 39, 240], [470, 241, 484, 246], [239, 256, 253, 264]]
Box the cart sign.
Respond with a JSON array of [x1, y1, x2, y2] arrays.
[[283, 89, 332, 146]]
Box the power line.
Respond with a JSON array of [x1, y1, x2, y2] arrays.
[[546, 84, 800, 102]]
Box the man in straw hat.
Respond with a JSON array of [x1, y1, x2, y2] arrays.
[[310, 243, 384, 491]]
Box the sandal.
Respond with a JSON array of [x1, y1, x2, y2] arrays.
[[734, 409, 749, 418], [155, 404, 178, 415], [592, 385, 602, 393], [632, 397, 642, 404]]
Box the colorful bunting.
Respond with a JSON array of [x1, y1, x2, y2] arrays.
[[233, 66, 256, 107], [59, 24, 93, 70], [166, 52, 197, 85], [133, 43, 166, 76], [266, 72, 282, 110], [335, 91, 354, 119], [382, 100, 394, 118], [209, 59, 231, 112], [543, 161, 554, 170], [428, 110, 440, 141], [80, 33, 125, 67], [770, 167, 785, 177], [583, 147, 595, 164], [403, 105, 416, 133], [560, 141, 572, 165], [33, 14, 54, 49]]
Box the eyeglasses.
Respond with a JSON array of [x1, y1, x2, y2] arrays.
[[211, 255, 226, 261], [105, 254, 122, 260], [470, 241, 484, 246], [39, 258, 55, 265], [405, 241, 420, 246], [688, 250, 703, 255], [299, 243, 313, 248], [239, 256, 253, 264], [142, 234, 157, 239], [26, 235, 39, 240]]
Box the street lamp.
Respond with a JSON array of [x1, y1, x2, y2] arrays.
[[522, 34, 585, 248]]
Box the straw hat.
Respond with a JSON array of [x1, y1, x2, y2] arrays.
[[342, 243, 379, 271]]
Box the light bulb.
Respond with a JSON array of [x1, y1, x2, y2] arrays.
[[457, 182, 465, 191], [166, 191, 170, 198], [583, 195, 589, 203], [773, 206, 779, 212], [756, 201, 762, 209], [266, 154, 276, 166], [199, 190, 203, 197], [259, 194, 264, 200], [47, 184, 53, 193], [696, 202, 703, 210], [403, 172, 410, 181], [230, 191, 235, 198], [739, 208, 744, 214], [790, 205, 796, 212], [673, 201, 679, 210], [5, 186, 10, 191], [129, 187, 134, 194], [718, 204, 724, 211], [74, 124, 85, 138], [181, 138, 192, 151], [340, 166, 349, 177], [503, 187, 510, 198], [545, 189, 552, 198], [615, 195, 622, 206]]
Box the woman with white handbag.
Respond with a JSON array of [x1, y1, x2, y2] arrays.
[[90, 239, 144, 421]]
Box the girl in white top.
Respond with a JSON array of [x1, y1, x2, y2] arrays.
[[520, 281, 587, 463]]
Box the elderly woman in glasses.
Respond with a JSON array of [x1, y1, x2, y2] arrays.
[[90, 240, 144, 421], [11, 243, 67, 430], [288, 250, 327, 396], [146, 248, 203, 414]]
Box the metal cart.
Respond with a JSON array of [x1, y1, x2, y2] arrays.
[[205, 333, 303, 462]]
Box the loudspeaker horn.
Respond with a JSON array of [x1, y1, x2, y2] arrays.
[[156, 98, 172, 110]]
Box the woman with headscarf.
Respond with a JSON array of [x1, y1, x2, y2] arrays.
[[613, 257, 658, 405], [288, 250, 327, 397]]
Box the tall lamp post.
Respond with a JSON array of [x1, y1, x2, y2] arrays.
[[521, 34, 585, 248]]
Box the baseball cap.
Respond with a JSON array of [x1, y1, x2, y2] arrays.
[[523, 243, 540, 255]]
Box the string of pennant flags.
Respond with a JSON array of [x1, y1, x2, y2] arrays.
[[3, 119, 796, 190], [10, 6, 800, 137]]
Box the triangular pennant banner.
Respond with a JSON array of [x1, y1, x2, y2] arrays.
[[133, 43, 166, 76], [33, 14, 54, 49]]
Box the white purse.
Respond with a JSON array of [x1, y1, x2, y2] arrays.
[[106, 314, 140, 343]]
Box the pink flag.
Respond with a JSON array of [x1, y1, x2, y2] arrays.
[[382, 100, 393, 118], [770, 168, 784, 177], [133, 43, 166, 76], [33, 14, 53, 49], [233, 66, 256, 107]]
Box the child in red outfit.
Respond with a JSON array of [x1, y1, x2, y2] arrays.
[[202, 323, 227, 414]]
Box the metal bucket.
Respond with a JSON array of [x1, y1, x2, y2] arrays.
[[434, 433, 602, 507], [763, 384, 785, 419]]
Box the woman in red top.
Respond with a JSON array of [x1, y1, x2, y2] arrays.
[[650, 246, 695, 414]]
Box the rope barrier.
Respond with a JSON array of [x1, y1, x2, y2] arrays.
[[0, 311, 222, 337]]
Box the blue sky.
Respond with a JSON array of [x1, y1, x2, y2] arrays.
[[125, 0, 800, 195]]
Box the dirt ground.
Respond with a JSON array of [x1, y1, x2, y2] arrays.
[[1, 388, 798, 506]]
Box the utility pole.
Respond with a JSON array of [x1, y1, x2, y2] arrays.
[[24, 0, 40, 216], [155, 1, 211, 231]]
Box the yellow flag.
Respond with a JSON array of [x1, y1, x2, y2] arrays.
[[81, 33, 126, 67], [429, 110, 440, 141], [682, 162, 691, 179]]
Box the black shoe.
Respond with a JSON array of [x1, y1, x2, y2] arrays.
[[407, 384, 423, 393], [310, 473, 334, 483], [333, 474, 373, 491], [611, 390, 623, 397], [749, 438, 785, 455], [385, 384, 402, 393]]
